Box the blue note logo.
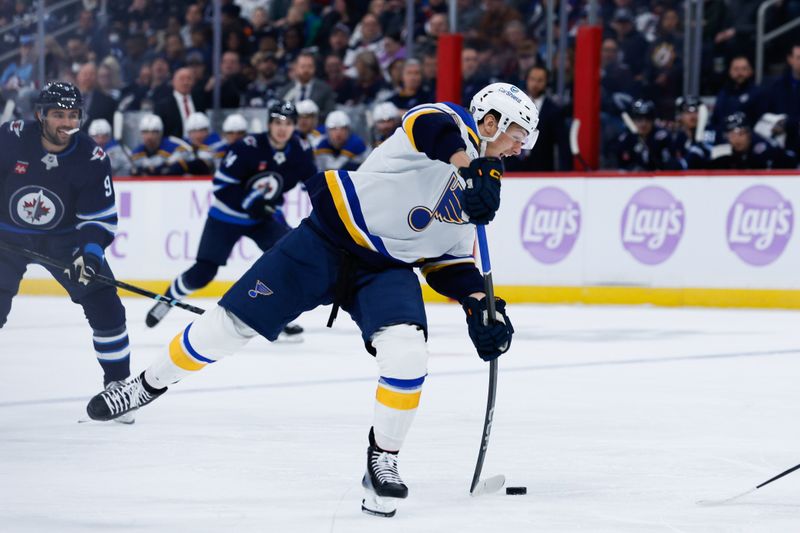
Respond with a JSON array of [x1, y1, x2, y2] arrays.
[[248, 280, 274, 298], [10, 185, 65, 229], [407, 172, 467, 232]]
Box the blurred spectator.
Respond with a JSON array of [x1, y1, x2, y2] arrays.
[[315, 110, 369, 171], [456, 0, 482, 34], [281, 25, 305, 66], [65, 37, 91, 75], [378, 32, 406, 78], [416, 12, 448, 52], [0, 34, 35, 93], [709, 55, 761, 142], [296, 99, 323, 147], [386, 57, 405, 92], [148, 57, 173, 107], [504, 66, 571, 172], [345, 13, 383, 71], [73, 9, 109, 60], [244, 52, 286, 107], [130, 114, 196, 176], [671, 96, 711, 169], [758, 44, 800, 153], [88, 118, 133, 177], [600, 37, 640, 166], [155, 67, 203, 139], [643, 7, 683, 118], [278, 51, 336, 117], [97, 58, 124, 101], [710, 112, 797, 169], [221, 113, 249, 146], [324, 54, 357, 105], [120, 33, 151, 86], [608, 8, 647, 78], [420, 49, 437, 96], [370, 101, 400, 148], [184, 111, 225, 173], [325, 22, 351, 60], [163, 33, 187, 73], [477, 0, 521, 49], [203, 51, 248, 108], [76, 63, 118, 132], [118, 64, 151, 111], [492, 20, 538, 82], [350, 51, 391, 105], [461, 45, 491, 106], [617, 99, 682, 170], [379, 0, 407, 37], [389, 59, 434, 113], [181, 4, 204, 47]]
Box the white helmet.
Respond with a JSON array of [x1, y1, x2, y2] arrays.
[[222, 113, 248, 133], [325, 110, 350, 129], [296, 99, 319, 116], [88, 118, 111, 137], [372, 102, 399, 122], [470, 82, 539, 150], [139, 114, 164, 132], [186, 111, 210, 132]]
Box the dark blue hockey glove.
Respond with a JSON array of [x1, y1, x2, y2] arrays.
[[68, 247, 103, 286], [459, 157, 503, 225], [462, 296, 514, 361]]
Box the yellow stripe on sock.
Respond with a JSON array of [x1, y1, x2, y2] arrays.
[[168, 332, 206, 371], [376, 386, 421, 410]]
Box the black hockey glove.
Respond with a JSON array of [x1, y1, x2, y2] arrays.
[[462, 296, 514, 361], [459, 157, 503, 225], [68, 249, 102, 286]]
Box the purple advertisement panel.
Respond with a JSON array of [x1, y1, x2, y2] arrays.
[[620, 186, 685, 265], [520, 187, 580, 264], [726, 185, 793, 266]]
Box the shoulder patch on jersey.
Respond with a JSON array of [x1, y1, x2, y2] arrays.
[[243, 135, 257, 147], [298, 137, 311, 151], [224, 151, 238, 168], [754, 142, 767, 155], [655, 129, 668, 141], [9, 119, 23, 137], [91, 146, 107, 161]]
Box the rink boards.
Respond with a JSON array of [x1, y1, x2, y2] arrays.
[[18, 171, 800, 308]]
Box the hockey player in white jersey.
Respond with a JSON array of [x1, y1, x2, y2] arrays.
[[85, 83, 539, 517]]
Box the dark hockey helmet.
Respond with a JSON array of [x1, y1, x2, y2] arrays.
[[268, 100, 298, 124], [675, 95, 701, 114], [35, 81, 84, 120], [725, 111, 749, 132], [629, 99, 655, 120]]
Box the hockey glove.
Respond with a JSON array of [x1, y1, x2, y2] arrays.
[[459, 157, 503, 225], [462, 296, 514, 361], [67, 248, 103, 286]]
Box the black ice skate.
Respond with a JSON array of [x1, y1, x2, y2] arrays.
[[86, 372, 166, 421], [361, 432, 408, 518], [277, 322, 304, 343], [104, 380, 136, 424], [145, 301, 172, 328]]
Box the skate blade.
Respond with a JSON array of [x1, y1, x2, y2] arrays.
[[470, 474, 506, 496], [361, 493, 398, 518]]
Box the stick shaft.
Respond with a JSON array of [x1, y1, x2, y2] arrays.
[[470, 225, 500, 494], [756, 462, 800, 489], [0, 240, 205, 315]]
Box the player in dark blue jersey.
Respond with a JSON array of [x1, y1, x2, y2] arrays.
[[0, 82, 135, 422], [145, 101, 317, 334]]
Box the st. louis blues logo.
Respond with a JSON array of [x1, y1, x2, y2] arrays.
[[10, 185, 65, 229], [407, 172, 467, 232], [248, 280, 274, 298]]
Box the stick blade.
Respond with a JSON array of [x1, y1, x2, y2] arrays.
[[470, 474, 506, 496], [696, 487, 756, 506]]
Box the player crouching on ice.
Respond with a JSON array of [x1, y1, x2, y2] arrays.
[[0, 83, 136, 422], [86, 83, 539, 516]]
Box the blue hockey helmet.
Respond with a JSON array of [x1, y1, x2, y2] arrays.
[[35, 81, 84, 121], [629, 99, 656, 120], [268, 100, 298, 124]]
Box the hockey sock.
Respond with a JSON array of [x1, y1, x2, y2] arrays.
[[370, 324, 428, 452], [93, 325, 131, 384], [144, 305, 256, 389], [168, 261, 219, 299]]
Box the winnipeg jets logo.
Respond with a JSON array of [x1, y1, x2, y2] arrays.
[[11, 185, 64, 229], [247, 280, 273, 298], [273, 151, 286, 165], [91, 146, 107, 161], [407, 172, 467, 232], [9, 120, 23, 138], [41, 153, 59, 170]]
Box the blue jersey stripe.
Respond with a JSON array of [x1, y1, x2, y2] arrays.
[[339, 171, 391, 257], [208, 207, 259, 226]]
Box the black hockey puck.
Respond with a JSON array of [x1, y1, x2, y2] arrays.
[[506, 486, 527, 495]]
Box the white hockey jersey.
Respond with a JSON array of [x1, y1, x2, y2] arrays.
[[308, 102, 482, 274]]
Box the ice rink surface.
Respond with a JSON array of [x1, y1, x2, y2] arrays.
[[1, 296, 799, 532]]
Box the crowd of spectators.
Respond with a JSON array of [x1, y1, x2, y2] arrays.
[[0, 0, 798, 173]]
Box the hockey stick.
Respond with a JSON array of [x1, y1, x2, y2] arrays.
[[0, 240, 205, 315], [697, 462, 800, 506], [469, 224, 506, 496], [113, 111, 138, 174], [569, 119, 590, 171]]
